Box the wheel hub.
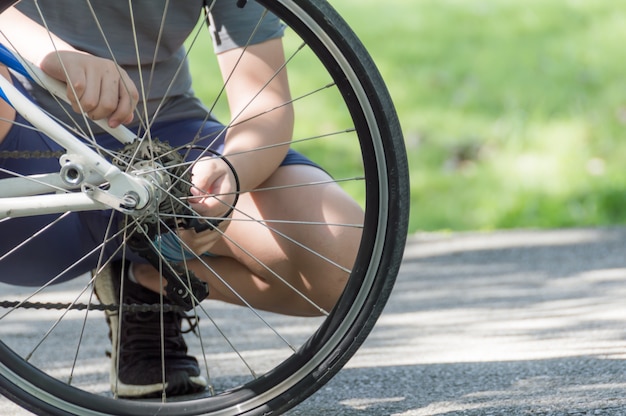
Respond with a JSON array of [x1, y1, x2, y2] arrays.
[[112, 139, 191, 228]]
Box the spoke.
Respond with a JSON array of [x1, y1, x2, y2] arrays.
[[250, 176, 365, 195], [24, 279, 96, 362], [84, 0, 147, 133], [126, 0, 151, 134], [200, 6, 269, 118], [195, 320, 215, 395], [69, 213, 121, 387], [227, 81, 336, 129], [226, 210, 353, 288], [145, 13, 210, 136], [195, 302, 261, 379], [144, 0, 170, 101], [68, 288, 98, 386], [187, 127, 358, 166]]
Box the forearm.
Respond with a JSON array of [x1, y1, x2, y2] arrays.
[[223, 102, 293, 192], [0, 7, 79, 67], [218, 38, 294, 192]]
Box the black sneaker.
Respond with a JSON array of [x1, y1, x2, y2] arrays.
[[93, 260, 207, 398]]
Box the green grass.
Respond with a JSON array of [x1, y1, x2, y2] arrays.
[[191, 0, 626, 232], [333, 0, 626, 232]]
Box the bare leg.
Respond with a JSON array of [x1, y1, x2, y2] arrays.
[[135, 164, 364, 317], [0, 66, 16, 144]]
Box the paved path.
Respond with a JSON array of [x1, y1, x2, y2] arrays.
[[290, 228, 626, 415], [3, 228, 626, 415]]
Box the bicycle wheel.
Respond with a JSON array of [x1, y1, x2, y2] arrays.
[[0, 0, 408, 414]]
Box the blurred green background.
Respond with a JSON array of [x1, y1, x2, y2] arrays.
[[193, 0, 626, 234], [332, 0, 626, 233]]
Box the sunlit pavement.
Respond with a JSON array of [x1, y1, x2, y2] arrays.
[[291, 228, 626, 415], [3, 228, 626, 415]]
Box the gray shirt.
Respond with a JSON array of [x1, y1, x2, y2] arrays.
[[15, 0, 284, 126]]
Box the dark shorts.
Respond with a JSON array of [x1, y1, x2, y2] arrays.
[[0, 98, 320, 287]]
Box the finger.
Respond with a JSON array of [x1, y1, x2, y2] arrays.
[[65, 69, 87, 114], [88, 75, 120, 120], [108, 78, 137, 127], [189, 177, 220, 206], [189, 197, 231, 218], [69, 73, 105, 117], [188, 185, 209, 203], [189, 168, 226, 200]]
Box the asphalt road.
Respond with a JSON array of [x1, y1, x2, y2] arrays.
[[3, 228, 626, 415]]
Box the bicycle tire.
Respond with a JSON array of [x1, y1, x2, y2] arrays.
[[0, 0, 409, 414]]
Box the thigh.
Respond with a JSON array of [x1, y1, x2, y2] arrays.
[[0, 214, 98, 286], [208, 164, 364, 310]]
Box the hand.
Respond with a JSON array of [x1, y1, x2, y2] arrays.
[[177, 157, 238, 255], [189, 156, 238, 218], [40, 51, 139, 128]]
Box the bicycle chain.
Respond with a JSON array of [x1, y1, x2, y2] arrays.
[[0, 149, 65, 159], [0, 300, 185, 313]]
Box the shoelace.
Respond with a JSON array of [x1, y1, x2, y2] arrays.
[[119, 310, 198, 356]]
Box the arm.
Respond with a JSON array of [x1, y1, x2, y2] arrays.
[[0, 6, 74, 67], [183, 37, 294, 253], [190, 37, 294, 208], [0, 7, 137, 127], [218, 37, 294, 191]]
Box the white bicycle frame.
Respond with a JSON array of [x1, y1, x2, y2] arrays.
[[0, 44, 150, 219]]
